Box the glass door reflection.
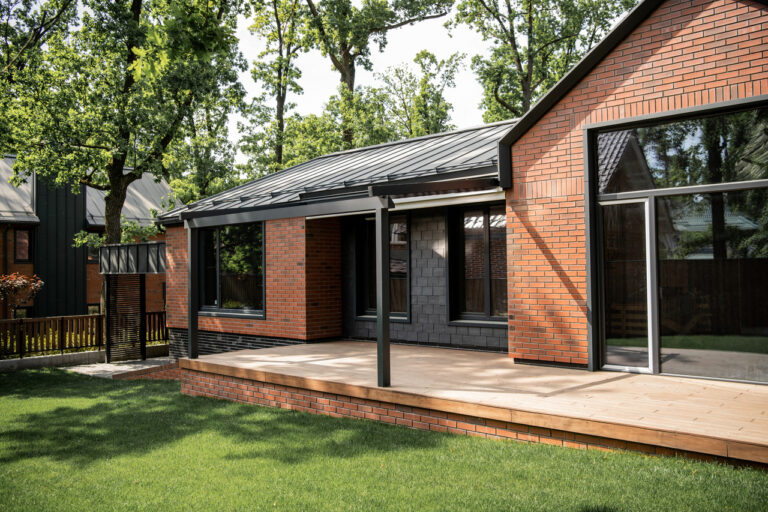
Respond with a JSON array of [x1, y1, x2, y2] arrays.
[[601, 200, 650, 370]]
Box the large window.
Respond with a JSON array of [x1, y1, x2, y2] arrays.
[[357, 215, 409, 317], [595, 103, 768, 382], [200, 222, 265, 314], [449, 205, 507, 321]]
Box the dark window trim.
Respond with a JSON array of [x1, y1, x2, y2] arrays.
[[355, 213, 411, 322], [447, 203, 507, 322], [584, 95, 768, 375], [199, 222, 266, 317], [14, 228, 33, 263], [87, 303, 101, 314]]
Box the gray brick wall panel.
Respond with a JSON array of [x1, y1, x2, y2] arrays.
[[342, 213, 508, 352]]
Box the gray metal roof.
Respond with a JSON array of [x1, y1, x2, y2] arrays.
[[0, 156, 38, 224], [1, 156, 172, 227], [86, 172, 173, 227], [161, 120, 516, 221]]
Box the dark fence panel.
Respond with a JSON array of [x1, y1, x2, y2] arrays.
[[0, 312, 167, 359]]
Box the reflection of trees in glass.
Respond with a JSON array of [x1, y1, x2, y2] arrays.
[[637, 108, 768, 260], [219, 224, 263, 276]]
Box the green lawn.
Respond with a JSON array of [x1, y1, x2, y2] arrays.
[[608, 334, 768, 353], [0, 370, 765, 511]]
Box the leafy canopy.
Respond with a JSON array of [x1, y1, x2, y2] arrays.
[[7, 0, 243, 243], [451, 0, 636, 121]]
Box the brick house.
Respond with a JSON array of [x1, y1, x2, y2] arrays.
[[0, 156, 170, 318], [160, 0, 768, 385]]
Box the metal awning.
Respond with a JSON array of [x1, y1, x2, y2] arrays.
[[99, 241, 166, 275]]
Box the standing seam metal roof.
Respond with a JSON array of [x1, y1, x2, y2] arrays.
[[162, 120, 516, 219]]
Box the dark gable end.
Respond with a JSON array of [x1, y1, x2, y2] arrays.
[[496, 0, 768, 188]]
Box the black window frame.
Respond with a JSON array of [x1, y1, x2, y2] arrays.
[[585, 96, 768, 376], [198, 222, 266, 319], [355, 213, 411, 322], [447, 203, 507, 323], [14, 228, 33, 263]]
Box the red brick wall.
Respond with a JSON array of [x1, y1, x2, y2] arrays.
[[166, 225, 190, 329], [180, 367, 737, 464], [506, 0, 768, 364], [306, 218, 342, 339], [166, 217, 342, 341], [0, 224, 36, 319]]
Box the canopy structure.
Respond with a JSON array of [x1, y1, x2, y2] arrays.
[[98, 242, 166, 363]]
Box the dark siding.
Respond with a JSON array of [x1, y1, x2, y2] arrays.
[[341, 212, 509, 351], [32, 181, 87, 317]]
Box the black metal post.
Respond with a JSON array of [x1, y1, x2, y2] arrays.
[[375, 205, 390, 387], [187, 225, 199, 359], [105, 275, 111, 363], [139, 274, 146, 360]]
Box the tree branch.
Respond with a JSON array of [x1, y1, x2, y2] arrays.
[[493, 81, 518, 117], [1, 0, 75, 75], [304, 0, 345, 73], [372, 11, 449, 34]]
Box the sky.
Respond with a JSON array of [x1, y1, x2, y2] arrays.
[[230, 10, 492, 162]]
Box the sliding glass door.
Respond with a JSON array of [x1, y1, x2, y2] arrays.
[[600, 200, 651, 371], [593, 103, 768, 383]]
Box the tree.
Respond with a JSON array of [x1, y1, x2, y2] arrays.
[[8, 0, 243, 244], [378, 50, 462, 137], [303, 0, 452, 145], [248, 0, 307, 170], [0, 0, 76, 79], [0, 273, 44, 314], [451, 0, 635, 121], [0, 0, 77, 151], [276, 85, 398, 167]]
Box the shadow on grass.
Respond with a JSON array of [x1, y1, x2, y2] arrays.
[[0, 369, 444, 466]]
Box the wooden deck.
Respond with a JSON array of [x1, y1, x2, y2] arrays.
[[179, 341, 768, 464]]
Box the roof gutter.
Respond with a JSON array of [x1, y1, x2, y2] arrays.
[[496, 0, 666, 188]]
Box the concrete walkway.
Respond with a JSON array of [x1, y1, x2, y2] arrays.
[[67, 357, 175, 379]]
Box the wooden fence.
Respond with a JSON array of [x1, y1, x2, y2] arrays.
[[0, 311, 167, 359]]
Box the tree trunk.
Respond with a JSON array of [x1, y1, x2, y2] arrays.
[[103, 161, 130, 245], [275, 89, 285, 165], [340, 64, 355, 147]]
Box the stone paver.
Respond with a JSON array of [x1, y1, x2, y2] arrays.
[[67, 357, 175, 379]]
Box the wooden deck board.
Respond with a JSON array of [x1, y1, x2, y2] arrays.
[[179, 341, 768, 463]]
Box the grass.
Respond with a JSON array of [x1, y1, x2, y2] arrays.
[[608, 334, 768, 353], [0, 370, 766, 511]]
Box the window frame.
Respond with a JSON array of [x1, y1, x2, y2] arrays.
[[447, 203, 507, 323], [585, 95, 768, 376], [355, 213, 411, 322], [14, 228, 33, 263], [198, 222, 266, 319]]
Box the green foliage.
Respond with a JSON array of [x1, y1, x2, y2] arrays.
[[72, 216, 164, 249], [378, 50, 463, 137], [6, 0, 244, 242], [0, 0, 77, 151], [0, 273, 44, 309], [450, 0, 636, 121], [304, 0, 453, 144]]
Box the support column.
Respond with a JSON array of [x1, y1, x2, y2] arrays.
[[375, 205, 390, 387], [187, 223, 199, 359]]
